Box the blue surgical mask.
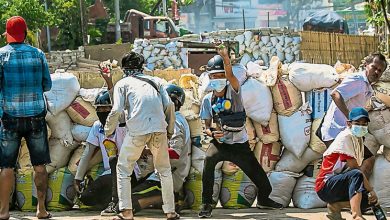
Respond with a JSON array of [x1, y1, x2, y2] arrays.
[[350, 125, 368, 137], [209, 79, 227, 92]]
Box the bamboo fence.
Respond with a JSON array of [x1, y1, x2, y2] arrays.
[[300, 31, 380, 68]]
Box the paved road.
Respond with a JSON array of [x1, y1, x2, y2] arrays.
[[9, 207, 388, 220]]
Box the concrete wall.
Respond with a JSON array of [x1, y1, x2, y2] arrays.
[[84, 43, 132, 65]]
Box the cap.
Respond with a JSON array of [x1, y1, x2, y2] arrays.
[[349, 107, 370, 122], [5, 16, 27, 43]]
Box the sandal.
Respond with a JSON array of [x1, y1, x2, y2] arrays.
[[113, 213, 134, 220], [37, 212, 52, 219], [167, 212, 180, 220]]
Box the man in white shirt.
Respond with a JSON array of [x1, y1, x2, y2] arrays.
[[131, 84, 191, 215], [73, 90, 131, 216], [105, 52, 178, 220]]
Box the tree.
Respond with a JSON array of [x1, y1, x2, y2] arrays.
[[0, 0, 51, 46], [49, 0, 83, 50]]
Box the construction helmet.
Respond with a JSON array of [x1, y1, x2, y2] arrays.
[[165, 84, 185, 109], [206, 55, 225, 74], [94, 90, 112, 107], [121, 51, 145, 70]]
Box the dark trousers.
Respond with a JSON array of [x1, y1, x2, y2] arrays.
[[202, 140, 272, 204], [80, 157, 138, 207], [317, 169, 369, 211]]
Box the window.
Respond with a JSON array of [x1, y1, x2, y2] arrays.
[[155, 20, 170, 34]]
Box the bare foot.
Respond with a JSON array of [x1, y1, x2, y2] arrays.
[[113, 210, 134, 220], [0, 213, 10, 220]]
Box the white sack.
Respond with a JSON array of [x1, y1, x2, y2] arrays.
[[78, 88, 103, 103], [242, 79, 273, 126], [369, 155, 390, 207], [46, 111, 74, 147], [44, 72, 80, 116], [71, 124, 92, 142], [292, 176, 327, 209], [275, 147, 322, 173], [288, 63, 339, 92], [268, 171, 300, 207], [278, 103, 312, 158], [368, 109, 390, 148]]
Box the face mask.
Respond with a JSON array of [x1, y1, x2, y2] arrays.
[[351, 125, 368, 138], [209, 79, 227, 92], [97, 112, 110, 127]]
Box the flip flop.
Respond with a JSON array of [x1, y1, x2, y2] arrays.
[[37, 212, 52, 219], [167, 213, 180, 220], [113, 213, 134, 220]]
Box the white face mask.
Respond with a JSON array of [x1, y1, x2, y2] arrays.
[[209, 79, 227, 92]]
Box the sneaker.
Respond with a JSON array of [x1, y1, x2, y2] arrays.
[[198, 204, 213, 218], [257, 198, 284, 210], [100, 201, 118, 216]]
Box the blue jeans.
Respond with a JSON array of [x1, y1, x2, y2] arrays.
[[317, 169, 369, 211], [0, 111, 50, 168]]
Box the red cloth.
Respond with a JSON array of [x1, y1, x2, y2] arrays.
[[315, 153, 353, 192], [168, 148, 180, 159]]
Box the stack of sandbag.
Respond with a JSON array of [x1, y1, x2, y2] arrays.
[[184, 135, 223, 210], [135, 29, 300, 71], [132, 39, 187, 70]]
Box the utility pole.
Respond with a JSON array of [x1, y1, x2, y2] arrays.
[[114, 0, 121, 42], [44, 0, 51, 52], [163, 0, 168, 16], [79, 0, 88, 45]]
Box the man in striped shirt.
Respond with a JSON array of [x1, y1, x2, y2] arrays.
[[0, 16, 52, 220]]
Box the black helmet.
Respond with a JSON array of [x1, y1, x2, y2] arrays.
[[165, 84, 185, 108], [122, 51, 145, 70], [94, 90, 112, 107], [206, 55, 225, 74]]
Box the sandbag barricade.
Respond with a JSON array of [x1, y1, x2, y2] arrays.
[[275, 147, 322, 173], [370, 155, 390, 207], [305, 89, 332, 120], [309, 117, 327, 154]]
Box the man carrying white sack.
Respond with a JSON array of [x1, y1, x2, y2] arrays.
[[104, 52, 179, 220], [316, 107, 380, 220], [198, 45, 283, 218], [318, 52, 387, 176]]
